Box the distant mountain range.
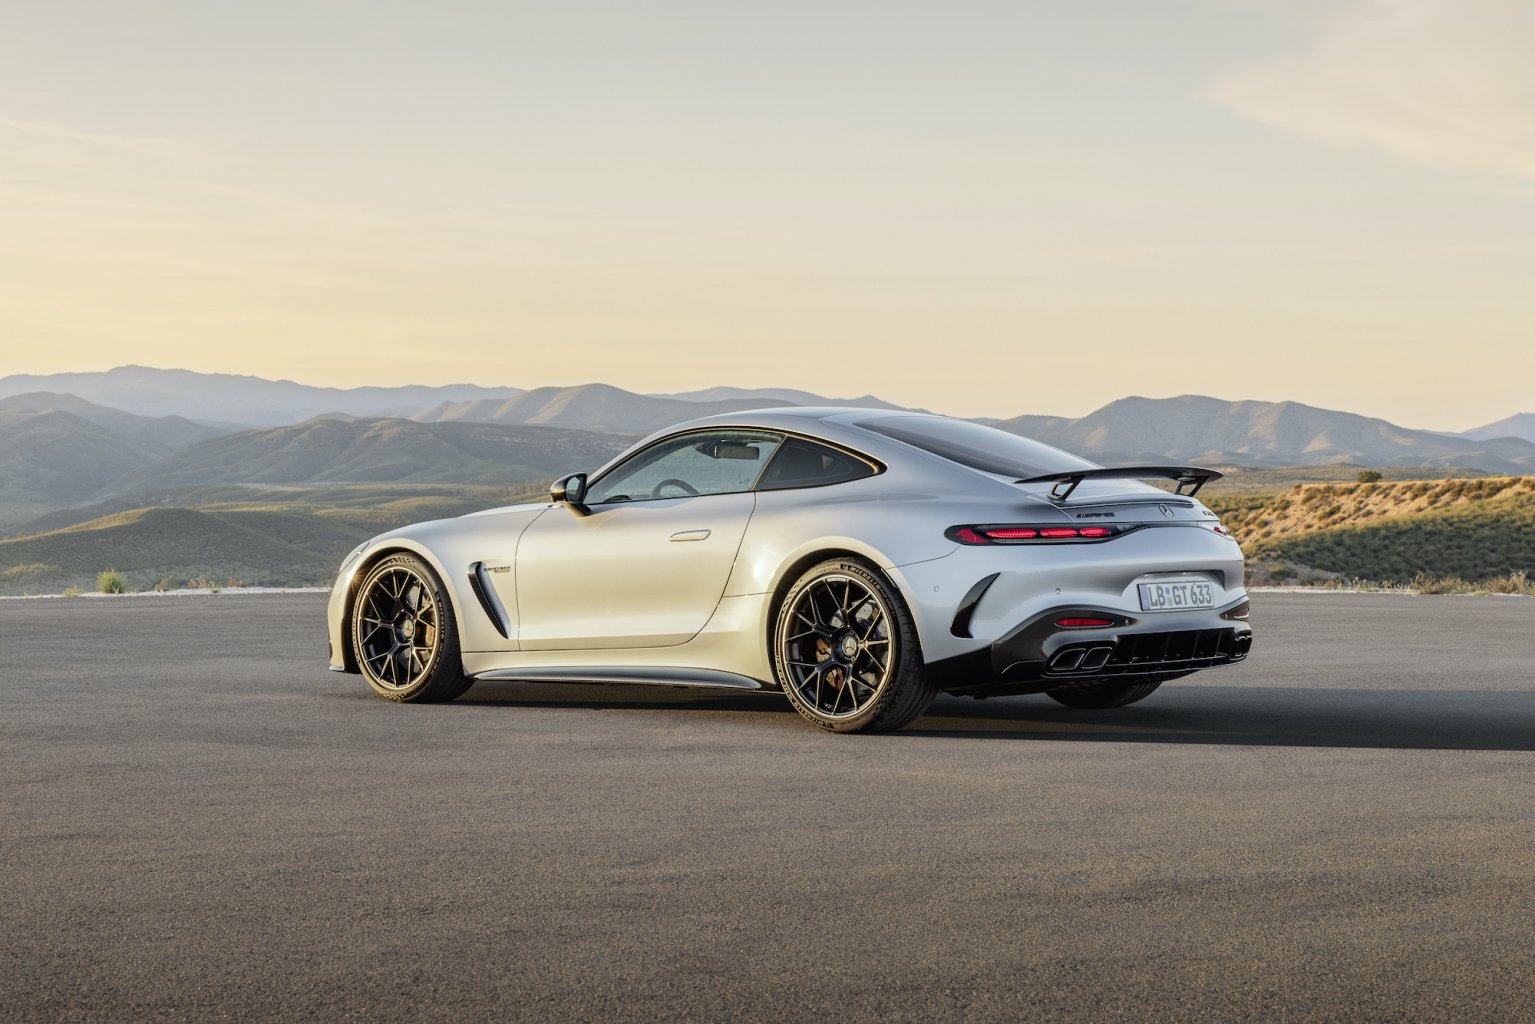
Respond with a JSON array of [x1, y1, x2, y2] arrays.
[[0, 391, 633, 527], [650, 386, 910, 410], [999, 396, 1535, 475], [0, 393, 230, 517], [121, 417, 631, 491], [415, 383, 788, 433], [4, 368, 1535, 593], [411, 382, 910, 434], [0, 366, 901, 429], [0, 391, 226, 451], [1462, 413, 1535, 445], [3, 367, 1535, 540], [0, 366, 524, 427]]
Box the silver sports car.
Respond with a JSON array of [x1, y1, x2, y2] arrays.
[[326, 408, 1252, 732]]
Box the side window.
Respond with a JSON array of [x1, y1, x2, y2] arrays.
[[585, 430, 783, 504], [756, 438, 877, 491]]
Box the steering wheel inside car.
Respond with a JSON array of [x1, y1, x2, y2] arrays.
[[653, 478, 700, 497]]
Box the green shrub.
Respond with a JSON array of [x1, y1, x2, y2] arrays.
[[97, 569, 128, 594], [1356, 470, 1383, 484]]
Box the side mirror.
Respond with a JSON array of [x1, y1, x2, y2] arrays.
[[550, 473, 589, 515]]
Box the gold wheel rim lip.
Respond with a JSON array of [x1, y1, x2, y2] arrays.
[[780, 573, 894, 720], [357, 566, 439, 690]]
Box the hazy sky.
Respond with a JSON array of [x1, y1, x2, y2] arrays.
[[2, 0, 1533, 429]]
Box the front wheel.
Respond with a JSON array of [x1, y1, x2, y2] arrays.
[[351, 553, 472, 702], [1046, 680, 1162, 709], [773, 558, 935, 733]]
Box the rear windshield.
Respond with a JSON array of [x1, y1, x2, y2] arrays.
[[855, 415, 1097, 478]]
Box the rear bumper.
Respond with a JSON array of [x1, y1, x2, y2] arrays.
[[928, 599, 1253, 694]]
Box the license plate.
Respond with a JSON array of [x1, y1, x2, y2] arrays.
[[1138, 580, 1216, 612]]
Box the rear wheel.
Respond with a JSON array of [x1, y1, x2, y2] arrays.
[[351, 553, 472, 702], [1046, 680, 1162, 709], [773, 558, 935, 733]]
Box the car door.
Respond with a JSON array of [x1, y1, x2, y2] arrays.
[[514, 429, 783, 651]]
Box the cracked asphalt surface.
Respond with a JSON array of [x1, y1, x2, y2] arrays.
[[4, 592, 1534, 1022]]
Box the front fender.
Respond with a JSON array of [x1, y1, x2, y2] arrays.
[[326, 532, 477, 674]]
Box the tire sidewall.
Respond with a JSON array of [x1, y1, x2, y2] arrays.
[[351, 553, 455, 701], [773, 558, 920, 732]]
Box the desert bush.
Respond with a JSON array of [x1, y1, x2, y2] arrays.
[[1410, 574, 1475, 595], [1483, 571, 1535, 596], [62, 586, 80, 598], [97, 569, 128, 594], [1357, 470, 1383, 484], [153, 576, 178, 592]]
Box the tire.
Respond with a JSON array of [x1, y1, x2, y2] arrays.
[[1046, 680, 1162, 710], [773, 558, 935, 733], [350, 553, 471, 702]]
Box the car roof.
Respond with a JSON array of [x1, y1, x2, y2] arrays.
[[663, 406, 928, 431]]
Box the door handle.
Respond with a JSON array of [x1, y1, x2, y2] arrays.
[[670, 529, 711, 542]]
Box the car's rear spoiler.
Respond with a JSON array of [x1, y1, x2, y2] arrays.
[[1016, 466, 1223, 502]]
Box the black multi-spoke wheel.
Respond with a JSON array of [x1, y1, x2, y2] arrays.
[[773, 558, 935, 732], [351, 553, 470, 702]]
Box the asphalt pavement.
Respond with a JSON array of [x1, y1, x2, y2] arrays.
[[4, 592, 1534, 1022]]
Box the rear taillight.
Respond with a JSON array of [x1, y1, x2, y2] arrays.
[[946, 524, 1133, 545], [1055, 617, 1116, 628], [985, 527, 1039, 540]]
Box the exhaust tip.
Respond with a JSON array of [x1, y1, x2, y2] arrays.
[[1079, 646, 1114, 671]]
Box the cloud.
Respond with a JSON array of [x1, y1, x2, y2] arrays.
[[1208, 0, 1535, 180]]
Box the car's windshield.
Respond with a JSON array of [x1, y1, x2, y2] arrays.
[[854, 415, 1097, 478]]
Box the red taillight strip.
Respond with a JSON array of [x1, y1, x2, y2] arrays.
[[946, 524, 1136, 545], [984, 527, 1038, 540]]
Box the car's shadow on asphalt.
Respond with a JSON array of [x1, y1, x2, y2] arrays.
[[454, 682, 1535, 752], [909, 686, 1535, 751]]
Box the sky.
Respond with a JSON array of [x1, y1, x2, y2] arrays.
[[2, 0, 1533, 430]]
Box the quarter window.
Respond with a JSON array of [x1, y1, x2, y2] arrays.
[[757, 438, 876, 490]]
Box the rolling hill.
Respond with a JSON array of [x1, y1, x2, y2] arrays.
[[0, 411, 161, 508], [1207, 477, 1535, 585], [117, 417, 633, 491], [0, 365, 523, 427], [653, 386, 911, 410], [1463, 413, 1535, 445], [0, 395, 236, 528], [412, 383, 798, 433], [0, 391, 228, 450], [0, 506, 374, 593], [999, 396, 1535, 474], [0, 367, 911, 431], [0, 484, 555, 595]]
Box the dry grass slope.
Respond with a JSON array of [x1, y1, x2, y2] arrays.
[[0, 486, 541, 595], [1207, 477, 1535, 586]]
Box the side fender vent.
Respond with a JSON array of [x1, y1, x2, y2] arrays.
[[467, 561, 510, 639]]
